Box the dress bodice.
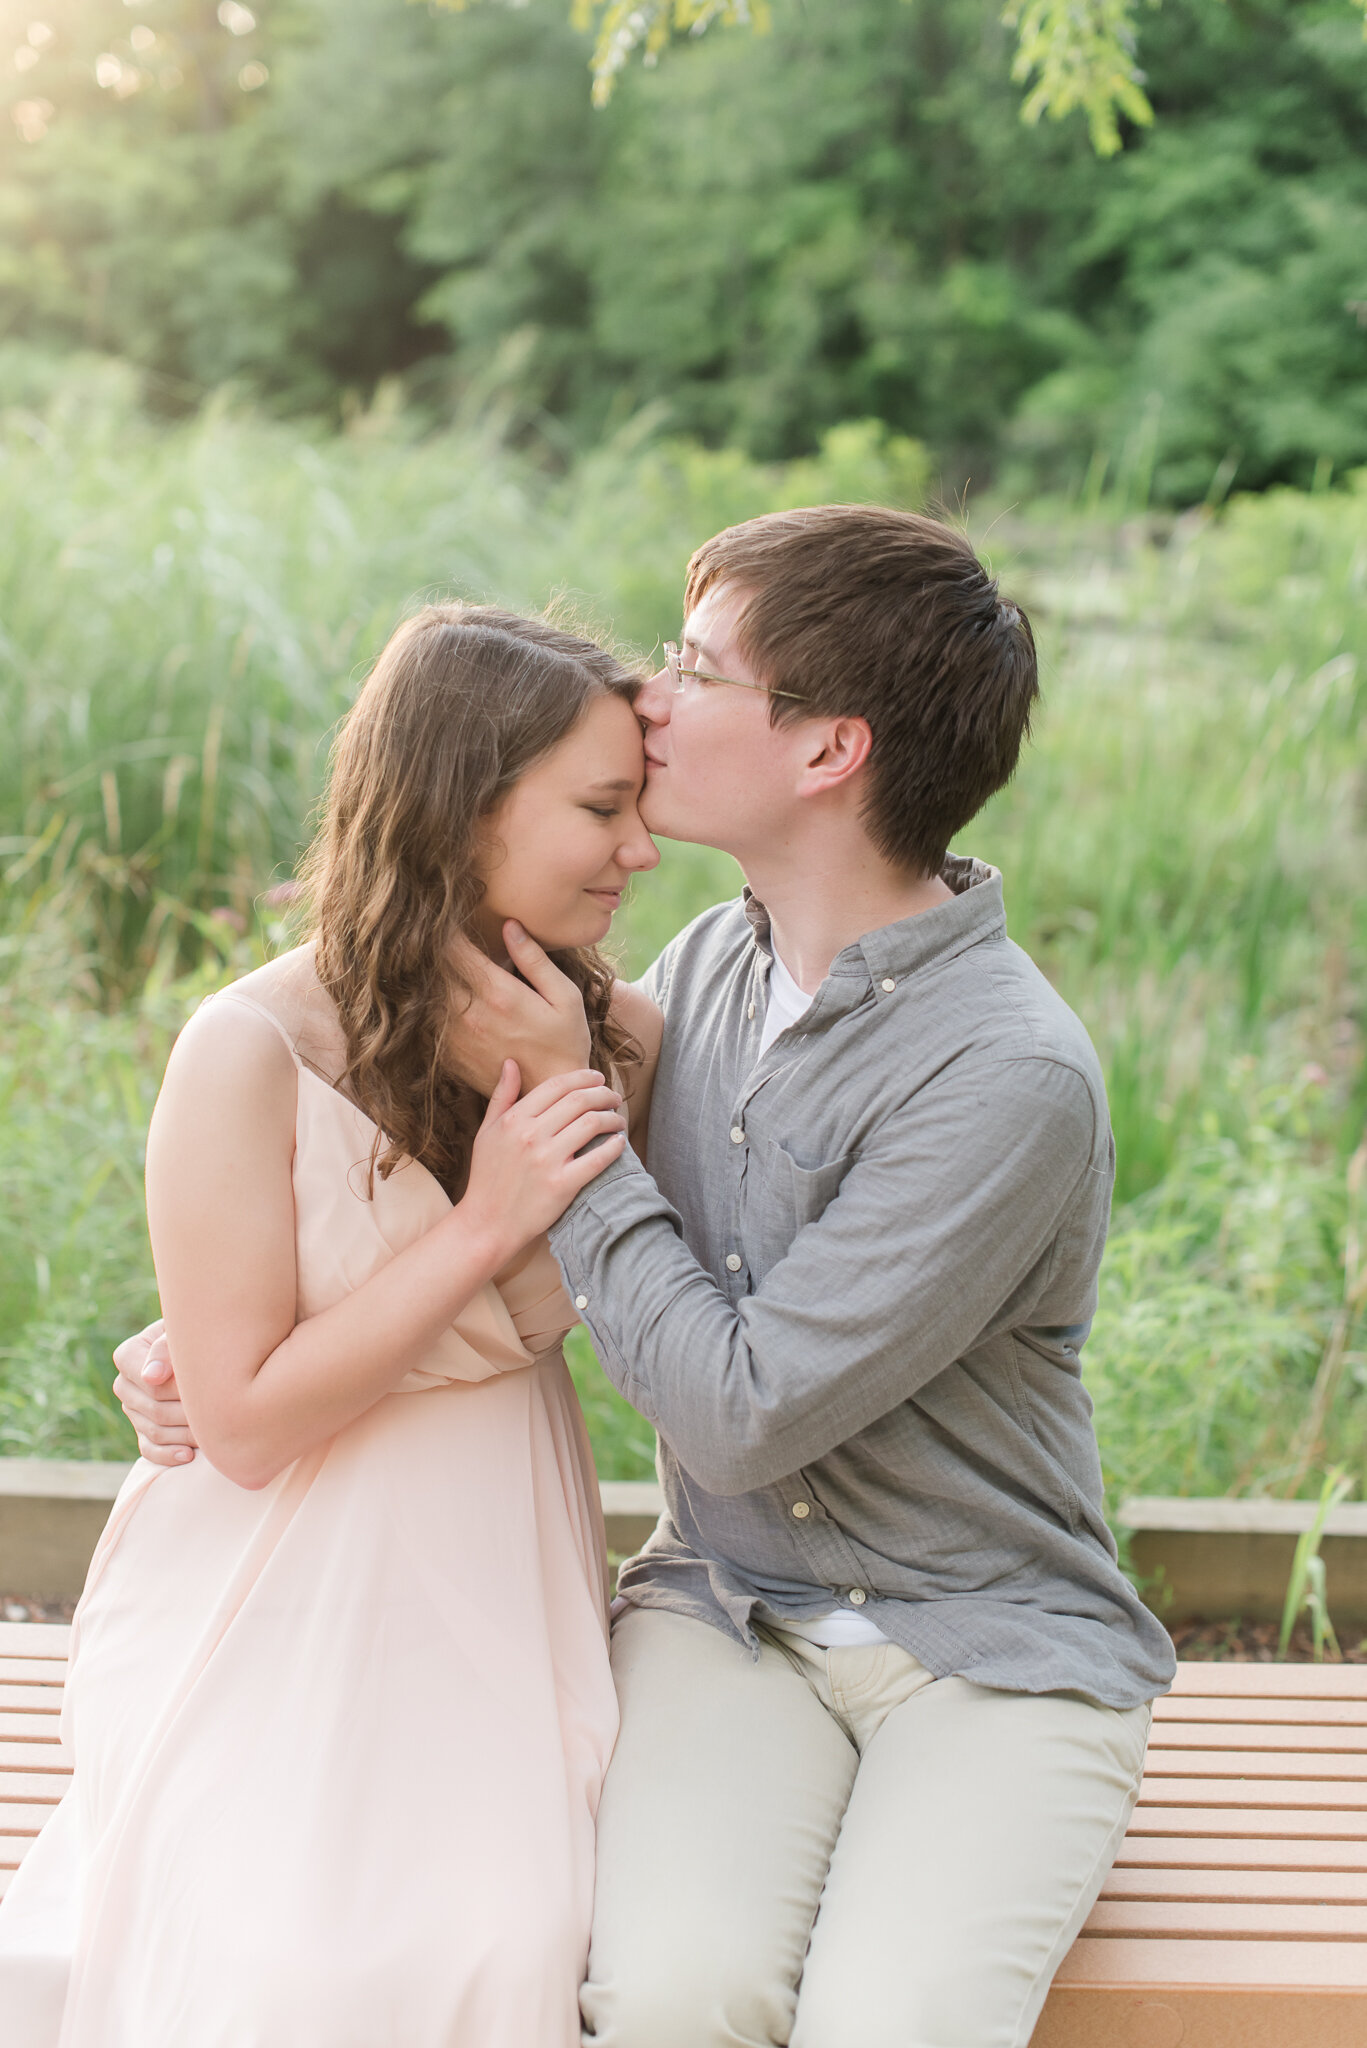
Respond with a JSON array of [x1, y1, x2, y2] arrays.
[[208, 987, 577, 1390]]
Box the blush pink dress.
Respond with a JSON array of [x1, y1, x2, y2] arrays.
[[0, 987, 619, 2048]]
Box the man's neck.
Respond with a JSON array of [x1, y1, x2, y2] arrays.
[[745, 842, 956, 996]]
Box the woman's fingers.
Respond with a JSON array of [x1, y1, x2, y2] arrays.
[[531, 1084, 624, 1140], [503, 920, 576, 1004], [481, 1058, 522, 1122], [517, 1068, 612, 1118], [563, 1126, 628, 1190], [554, 1108, 628, 1158]]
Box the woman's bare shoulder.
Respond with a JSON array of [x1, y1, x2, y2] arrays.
[[611, 977, 664, 1065], [164, 957, 309, 1116]]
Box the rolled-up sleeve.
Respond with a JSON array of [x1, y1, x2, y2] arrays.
[[549, 1054, 1102, 1496]]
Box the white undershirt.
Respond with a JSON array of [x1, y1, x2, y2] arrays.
[[756, 943, 812, 1059], [754, 947, 889, 1651]]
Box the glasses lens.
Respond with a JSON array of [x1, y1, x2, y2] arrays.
[[664, 643, 683, 692]]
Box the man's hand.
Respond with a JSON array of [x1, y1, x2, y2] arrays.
[[112, 1320, 199, 1466], [446, 921, 593, 1097]]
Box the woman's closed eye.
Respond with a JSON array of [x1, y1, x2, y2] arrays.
[[585, 805, 621, 820]]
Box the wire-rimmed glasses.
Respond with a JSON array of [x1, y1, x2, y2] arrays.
[[662, 642, 806, 701]]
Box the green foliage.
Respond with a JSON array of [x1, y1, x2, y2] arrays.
[[1004, 0, 1154, 156], [449, 0, 1362, 163], [2, 0, 1365, 495], [1278, 1467, 1353, 1658], [0, 373, 1363, 1501]]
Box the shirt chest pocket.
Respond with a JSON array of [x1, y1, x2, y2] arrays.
[[741, 1140, 855, 1278]]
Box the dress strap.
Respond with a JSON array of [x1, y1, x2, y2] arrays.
[[202, 988, 303, 1066]]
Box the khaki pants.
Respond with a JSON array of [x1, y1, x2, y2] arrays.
[[582, 1605, 1150, 2048]]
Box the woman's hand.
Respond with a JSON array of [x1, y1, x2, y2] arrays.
[[445, 923, 592, 1097], [461, 1061, 627, 1254]]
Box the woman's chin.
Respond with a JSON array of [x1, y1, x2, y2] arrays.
[[517, 909, 614, 951]]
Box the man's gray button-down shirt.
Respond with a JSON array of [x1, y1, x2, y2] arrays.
[[549, 857, 1176, 1708]]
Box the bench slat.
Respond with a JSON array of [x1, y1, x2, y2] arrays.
[[0, 1625, 71, 1659], [0, 1658, 67, 1686], [0, 1714, 63, 1745], [1146, 1746, 1367, 1779], [1129, 1804, 1367, 1838], [1138, 1776, 1367, 1810], [1154, 1696, 1367, 1727], [1115, 1834, 1367, 1870], [0, 1742, 72, 1774], [1054, 1935, 1367, 1988], [1168, 1665, 1367, 1700], [1102, 1868, 1367, 1903], [0, 1773, 70, 1802], [0, 1684, 65, 1713], [0, 1802, 53, 1835], [1084, 1899, 1367, 1940], [1150, 1722, 1367, 1753]]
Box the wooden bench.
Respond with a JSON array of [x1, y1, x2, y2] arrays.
[[4, 1627, 1366, 2041]]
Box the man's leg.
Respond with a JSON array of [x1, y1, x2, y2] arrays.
[[790, 1668, 1150, 2048], [582, 1605, 858, 2048]]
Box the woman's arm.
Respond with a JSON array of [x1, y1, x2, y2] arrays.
[[145, 1005, 625, 1491], [610, 978, 664, 1159]]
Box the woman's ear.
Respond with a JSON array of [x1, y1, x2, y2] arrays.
[[797, 715, 873, 798]]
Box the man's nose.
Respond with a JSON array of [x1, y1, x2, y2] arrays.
[[635, 668, 673, 726]]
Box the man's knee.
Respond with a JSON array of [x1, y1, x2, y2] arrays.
[[793, 1945, 1038, 2048], [583, 1944, 796, 2048]]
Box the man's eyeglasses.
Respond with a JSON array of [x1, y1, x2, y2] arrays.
[[663, 642, 806, 701]]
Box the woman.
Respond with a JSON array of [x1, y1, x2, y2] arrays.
[[0, 604, 663, 2047]]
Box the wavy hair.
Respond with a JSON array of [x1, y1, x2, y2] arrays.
[[298, 603, 643, 1198]]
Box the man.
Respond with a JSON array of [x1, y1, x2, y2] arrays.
[[118, 506, 1174, 2046]]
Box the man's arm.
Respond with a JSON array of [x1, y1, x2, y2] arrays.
[[550, 1055, 1104, 1496]]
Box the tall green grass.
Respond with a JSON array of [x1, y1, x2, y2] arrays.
[[1, 362, 1362, 1499]]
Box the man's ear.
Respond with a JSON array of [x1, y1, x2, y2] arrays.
[[796, 716, 873, 799]]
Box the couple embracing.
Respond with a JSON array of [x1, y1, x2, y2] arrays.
[[0, 505, 1174, 2048]]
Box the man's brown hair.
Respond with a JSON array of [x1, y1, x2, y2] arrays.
[[684, 505, 1038, 876]]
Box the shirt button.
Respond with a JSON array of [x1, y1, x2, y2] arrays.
[[747, 1002, 756, 1020], [725, 1253, 742, 1273], [730, 1126, 745, 1145], [848, 1588, 867, 1607], [791, 1501, 811, 1520], [881, 978, 896, 993], [574, 1294, 588, 1311]]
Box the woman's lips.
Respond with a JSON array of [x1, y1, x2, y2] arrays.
[[586, 887, 623, 906]]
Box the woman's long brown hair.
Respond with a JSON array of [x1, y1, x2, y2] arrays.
[[298, 603, 643, 1198]]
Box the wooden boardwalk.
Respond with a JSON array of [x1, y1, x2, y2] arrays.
[[3, 1627, 1365, 2042]]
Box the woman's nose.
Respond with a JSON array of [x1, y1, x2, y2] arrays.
[[620, 822, 660, 873]]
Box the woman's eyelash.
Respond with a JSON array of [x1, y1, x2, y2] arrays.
[[587, 806, 619, 820]]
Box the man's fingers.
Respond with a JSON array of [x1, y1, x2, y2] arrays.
[[112, 1318, 167, 1378], [503, 920, 576, 1005], [113, 1373, 189, 1429], [138, 1438, 195, 1468], [143, 1339, 173, 1387]]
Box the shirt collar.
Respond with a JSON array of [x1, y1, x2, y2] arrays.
[[742, 854, 1006, 999]]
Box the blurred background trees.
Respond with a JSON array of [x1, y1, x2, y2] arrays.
[[1, 0, 1364, 499]]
